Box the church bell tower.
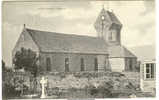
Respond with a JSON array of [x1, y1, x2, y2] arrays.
[[94, 7, 122, 46]]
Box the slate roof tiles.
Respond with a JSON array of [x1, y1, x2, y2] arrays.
[[26, 28, 108, 54]]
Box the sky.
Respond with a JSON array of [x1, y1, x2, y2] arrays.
[[2, 0, 155, 66]]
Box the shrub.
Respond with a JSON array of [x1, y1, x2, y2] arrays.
[[2, 83, 21, 98]]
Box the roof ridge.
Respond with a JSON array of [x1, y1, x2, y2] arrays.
[[108, 45, 136, 58], [24, 27, 108, 54], [106, 11, 122, 25], [26, 28, 98, 39]]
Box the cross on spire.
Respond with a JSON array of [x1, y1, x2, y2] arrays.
[[102, 4, 105, 9]]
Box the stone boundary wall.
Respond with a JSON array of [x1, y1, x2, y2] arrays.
[[4, 71, 140, 98], [36, 71, 140, 93], [3, 71, 33, 91]]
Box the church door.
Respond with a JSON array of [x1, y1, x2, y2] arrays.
[[65, 58, 69, 72]]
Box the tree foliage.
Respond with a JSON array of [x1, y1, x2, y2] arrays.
[[13, 48, 38, 77]]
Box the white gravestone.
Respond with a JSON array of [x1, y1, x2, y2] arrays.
[[40, 76, 47, 98]]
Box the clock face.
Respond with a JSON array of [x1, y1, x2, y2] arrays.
[[94, 14, 110, 33], [101, 15, 109, 27]]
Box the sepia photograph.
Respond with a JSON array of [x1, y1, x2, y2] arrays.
[[1, 0, 156, 99]]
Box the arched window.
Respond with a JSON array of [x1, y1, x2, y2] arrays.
[[80, 58, 85, 71], [46, 57, 51, 71], [65, 58, 69, 72], [129, 59, 132, 71], [109, 30, 117, 41], [94, 57, 98, 71], [112, 30, 117, 41]]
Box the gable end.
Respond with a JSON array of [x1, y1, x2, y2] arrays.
[[12, 28, 40, 58]]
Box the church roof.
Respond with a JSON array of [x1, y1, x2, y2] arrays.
[[25, 28, 108, 54], [106, 10, 122, 25], [108, 45, 137, 58]]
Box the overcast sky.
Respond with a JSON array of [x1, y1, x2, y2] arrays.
[[2, 0, 155, 66]]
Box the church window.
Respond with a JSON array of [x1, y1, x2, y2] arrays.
[[94, 57, 98, 71], [145, 63, 155, 79], [65, 58, 69, 72], [109, 30, 117, 41], [129, 59, 133, 70], [46, 57, 51, 71], [80, 58, 85, 71], [112, 30, 117, 41]]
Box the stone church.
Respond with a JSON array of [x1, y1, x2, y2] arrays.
[[12, 8, 137, 72]]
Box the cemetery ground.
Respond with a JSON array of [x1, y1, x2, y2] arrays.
[[2, 70, 155, 99]]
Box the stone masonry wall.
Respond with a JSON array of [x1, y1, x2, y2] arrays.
[[39, 53, 109, 72]]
